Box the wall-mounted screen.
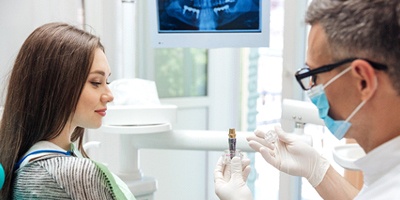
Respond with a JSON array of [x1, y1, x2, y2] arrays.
[[148, 0, 270, 48]]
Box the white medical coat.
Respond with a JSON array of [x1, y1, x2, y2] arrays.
[[354, 136, 400, 199]]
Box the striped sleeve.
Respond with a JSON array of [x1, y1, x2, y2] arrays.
[[14, 156, 115, 200]]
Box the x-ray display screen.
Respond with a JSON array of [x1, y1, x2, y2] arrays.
[[157, 0, 261, 33]]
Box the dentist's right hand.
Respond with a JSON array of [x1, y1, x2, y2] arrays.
[[247, 126, 330, 187]]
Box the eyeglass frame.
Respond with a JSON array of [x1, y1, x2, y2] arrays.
[[295, 58, 388, 90]]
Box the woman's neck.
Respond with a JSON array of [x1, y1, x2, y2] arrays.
[[48, 125, 74, 151]]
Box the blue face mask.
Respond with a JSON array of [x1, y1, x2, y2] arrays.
[[307, 67, 366, 140]]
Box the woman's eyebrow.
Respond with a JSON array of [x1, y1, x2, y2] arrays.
[[90, 70, 111, 77], [90, 70, 105, 76]]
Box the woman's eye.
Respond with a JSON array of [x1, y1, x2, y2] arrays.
[[91, 82, 101, 86]]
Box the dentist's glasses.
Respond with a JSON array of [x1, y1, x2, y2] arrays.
[[295, 58, 388, 91]]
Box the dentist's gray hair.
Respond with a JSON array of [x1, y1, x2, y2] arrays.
[[306, 0, 400, 93]]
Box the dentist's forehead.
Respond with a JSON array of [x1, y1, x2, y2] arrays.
[[307, 24, 332, 69]]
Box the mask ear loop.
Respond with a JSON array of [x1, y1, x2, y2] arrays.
[[344, 100, 367, 123], [323, 67, 352, 89], [344, 75, 378, 123]]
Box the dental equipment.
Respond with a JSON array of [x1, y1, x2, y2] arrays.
[[264, 130, 278, 143], [228, 128, 237, 159], [0, 164, 4, 190]]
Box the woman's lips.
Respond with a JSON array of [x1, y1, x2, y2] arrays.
[[95, 108, 107, 116]]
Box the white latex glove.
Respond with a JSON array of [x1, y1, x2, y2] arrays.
[[214, 156, 253, 200], [247, 125, 330, 187]]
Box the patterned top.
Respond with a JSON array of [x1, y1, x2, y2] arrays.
[[12, 141, 135, 199], [13, 155, 116, 199]]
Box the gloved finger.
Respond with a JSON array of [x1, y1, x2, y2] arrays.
[[242, 165, 251, 182], [248, 140, 276, 155], [247, 135, 275, 149], [230, 157, 244, 180], [240, 152, 248, 161], [241, 158, 250, 169], [242, 157, 250, 167], [214, 156, 227, 183], [259, 146, 280, 170], [242, 151, 248, 158], [255, 129, 278, 147], [247, 140, 264, 153], [254, 129, 268, 138], [275, 126, 307, 145], [274, 126, 294, 143], [240, 157, 251, 181], [223, 160, 232, 181]]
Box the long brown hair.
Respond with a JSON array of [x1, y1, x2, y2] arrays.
[[0, 22, 104, 199]]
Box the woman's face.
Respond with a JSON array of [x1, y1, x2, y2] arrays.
[[72, 48, 114, 129]]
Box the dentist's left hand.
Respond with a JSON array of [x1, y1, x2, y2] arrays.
[[214, 156, 253, 200]]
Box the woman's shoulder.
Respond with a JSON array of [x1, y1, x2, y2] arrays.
[[14, 156, 115, 200], [17, 156, 100, 176], [35, 155, 98, 171]]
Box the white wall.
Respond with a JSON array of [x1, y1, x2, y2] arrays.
[[0, 0, 82, 105]]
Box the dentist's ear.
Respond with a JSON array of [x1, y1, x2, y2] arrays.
[[351, 59, 379, 101]]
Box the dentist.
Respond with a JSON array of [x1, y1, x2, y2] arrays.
[[216, 0, 400, 199]]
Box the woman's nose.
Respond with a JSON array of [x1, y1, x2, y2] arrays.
[[102, 91, 114, 103]]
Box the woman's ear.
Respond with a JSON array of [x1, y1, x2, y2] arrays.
[[351, 59, 378, 101]]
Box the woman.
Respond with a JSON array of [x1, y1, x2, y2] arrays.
[[0, 22, 135, 199]]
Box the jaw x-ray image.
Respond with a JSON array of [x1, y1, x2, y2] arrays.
[[158, 0, 261, 32]]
